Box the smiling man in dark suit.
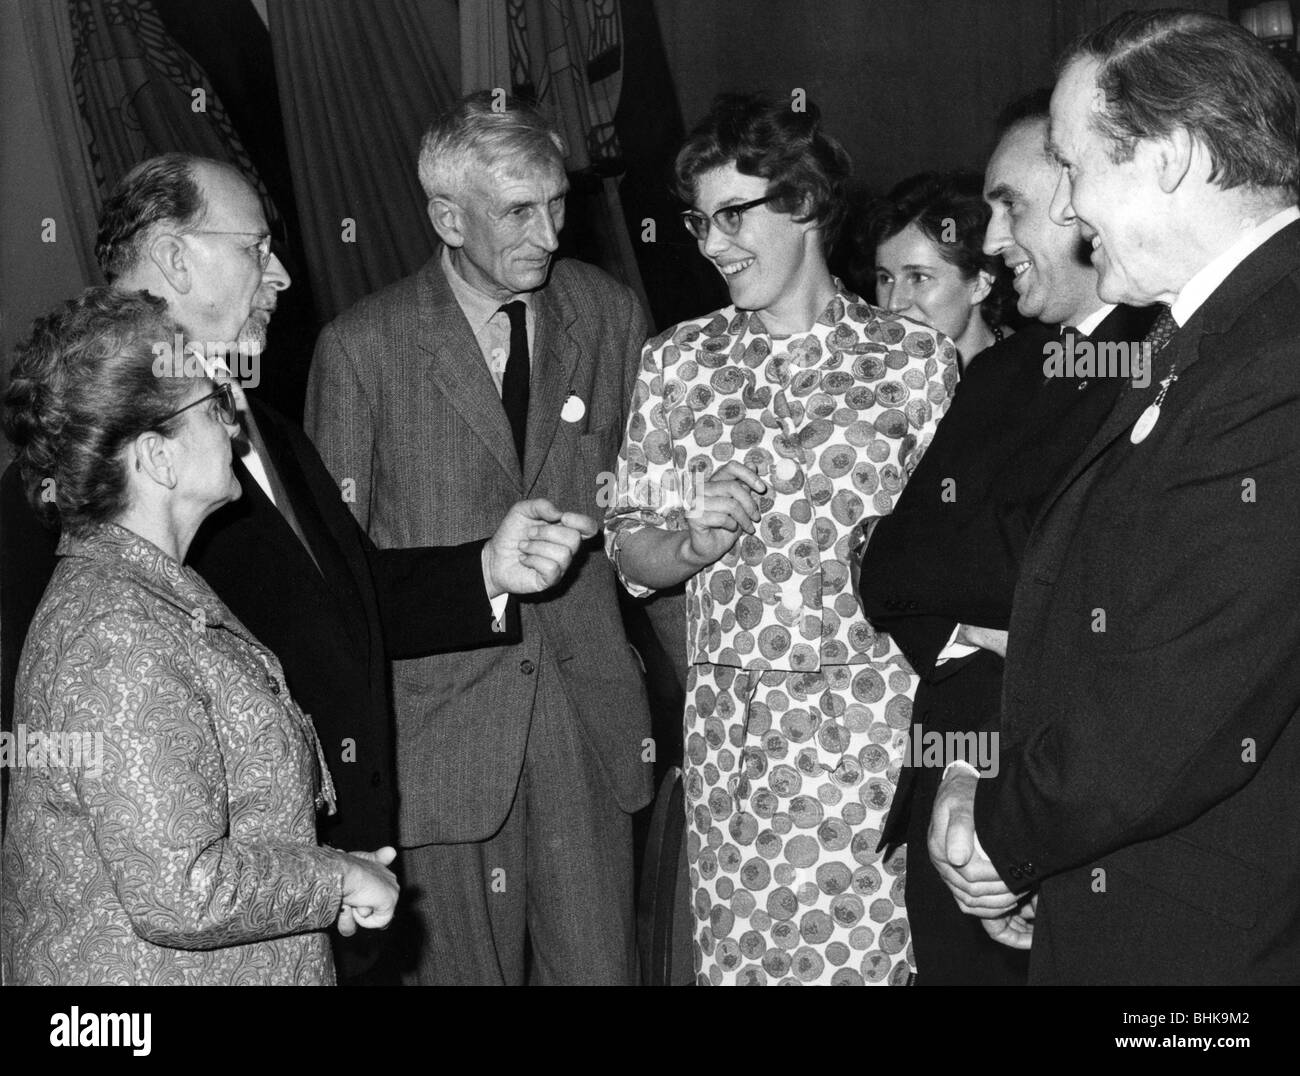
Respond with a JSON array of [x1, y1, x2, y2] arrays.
[[306, 93, 655, 986], [858, 88, 1157, 985], [0, 153, 596, 981], [930, 9, 1300, 984]]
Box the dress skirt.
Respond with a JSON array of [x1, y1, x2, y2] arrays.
[[684, 659, 916, 985]]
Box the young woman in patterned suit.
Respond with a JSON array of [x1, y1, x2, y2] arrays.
[[606, 94, 958, 985]]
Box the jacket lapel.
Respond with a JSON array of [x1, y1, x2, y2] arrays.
[[243, 402, 369, 648], [1030, 219, 1300, 541], [1029, 317, 1196, 530], [417, 258, 522, 487], [522, 282, 574, 493]]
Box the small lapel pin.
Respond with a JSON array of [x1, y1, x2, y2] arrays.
[[1130, 367, 1178, 445], [561, 392, 586, 423]]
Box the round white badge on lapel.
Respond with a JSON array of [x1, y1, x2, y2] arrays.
[[1129, 403, 1161, 444], [561, 394, 586, 423]]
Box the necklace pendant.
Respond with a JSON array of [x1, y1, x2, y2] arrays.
[[1130, 402, 1161, 444]]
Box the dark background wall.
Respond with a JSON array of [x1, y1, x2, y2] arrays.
[[655, 0, 1227, 195]]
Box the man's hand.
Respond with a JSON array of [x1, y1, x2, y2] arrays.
[[682, 461, 767, 568], [981, 893, 1037, 950], [955, 623, 1009, 658], [482, 498, 599, 598], [338, 846, 399, 937], [927, 769, 1020, 918]]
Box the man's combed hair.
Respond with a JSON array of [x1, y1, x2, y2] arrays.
[[95, 154, 210, 281], [418, 92, 567, 200], [1063, 9, 1300, 195], [674, 93, 853, 248], [1, 287, 192, 536]]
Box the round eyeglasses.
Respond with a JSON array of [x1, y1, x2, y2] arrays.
[[187, 230, 273, 270]]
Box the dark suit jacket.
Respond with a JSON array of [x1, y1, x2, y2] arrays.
[[858, 306, 1155, 985], [863, 306, 1157, 847], [975, 220, 1300, 984], [1, 397, 516, 852], [307, 254, 658, 846]]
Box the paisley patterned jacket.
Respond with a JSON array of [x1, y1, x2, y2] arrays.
[[606, 289, 958, 671], [1, 524, 345, 985]]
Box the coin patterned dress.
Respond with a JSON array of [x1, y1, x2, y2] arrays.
[[606, 288, 957, 985]]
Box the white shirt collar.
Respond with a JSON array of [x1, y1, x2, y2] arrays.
[[1170, 205, 1300, 327], [1072, 303, 1116, 337]]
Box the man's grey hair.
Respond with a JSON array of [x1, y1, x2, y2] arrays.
[[417, 91, 567, 201], [1060, 9, 1300, 197]]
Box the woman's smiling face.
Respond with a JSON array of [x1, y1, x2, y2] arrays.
[[692, 163, 816, 328], [874, 222, 987, 342]]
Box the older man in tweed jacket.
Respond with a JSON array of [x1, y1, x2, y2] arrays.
[[306, 92, 656, 985]]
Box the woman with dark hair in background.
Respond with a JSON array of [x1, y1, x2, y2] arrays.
[[0, 287, 397, 985], [866, 171, 1014, 370], [605, 93, 958, 985]]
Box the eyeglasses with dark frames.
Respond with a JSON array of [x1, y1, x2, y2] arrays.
[[680, 195, 777, 241], [186, 230, 273, 269], [157, 382, 239, 428]]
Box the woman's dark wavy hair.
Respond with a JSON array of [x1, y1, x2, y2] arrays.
[[860, 169, 1013, 330], [2, 287, 194, 537], [674, 93, 853, 249]]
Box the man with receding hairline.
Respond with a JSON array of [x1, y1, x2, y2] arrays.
[[1, 152, 596, 982], [859, 88, 1156, 984]]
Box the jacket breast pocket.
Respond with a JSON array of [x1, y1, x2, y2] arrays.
[[571, 421, 621, 512], [578, 421, 620, 467]]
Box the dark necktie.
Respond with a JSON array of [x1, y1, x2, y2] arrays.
[[1144, 304, 1178, 354], [499, 301, 530, 465]]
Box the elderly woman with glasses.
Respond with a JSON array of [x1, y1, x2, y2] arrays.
[[605, 93, 958, 985], [1, 287, 398, 985]]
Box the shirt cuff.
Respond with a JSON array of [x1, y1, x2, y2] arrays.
[[489, 592, 510, 632], [935, 623, 980, 666]]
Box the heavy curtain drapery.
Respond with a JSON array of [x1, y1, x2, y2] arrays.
[[11, 0, 278, 289], [15, 0, 103, 288], [462, 0, 652, 319], [267, 0, 460, 323], [67, 0, 274, 210]]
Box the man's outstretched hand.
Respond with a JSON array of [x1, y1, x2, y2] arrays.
[[483, 498, 599, 597]]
